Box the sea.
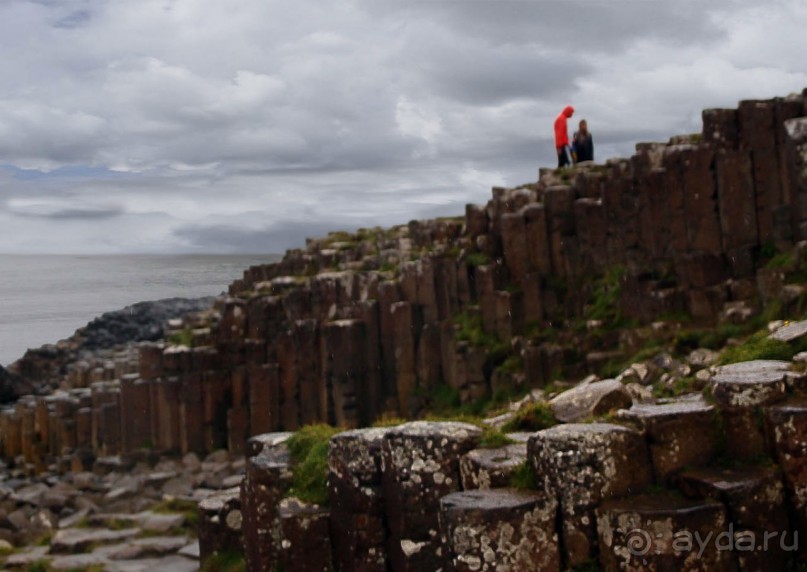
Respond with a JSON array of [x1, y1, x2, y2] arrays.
[[0, 254, 280, 367]]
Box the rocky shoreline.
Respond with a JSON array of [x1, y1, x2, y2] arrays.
[[3, 297, 216, 402]]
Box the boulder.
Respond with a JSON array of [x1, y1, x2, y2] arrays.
[[549, 378, 632, 422]]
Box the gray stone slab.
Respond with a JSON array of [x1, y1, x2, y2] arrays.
[[770, 319, 807, 342]]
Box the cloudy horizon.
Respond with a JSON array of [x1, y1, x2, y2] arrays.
[[1, 0, 805, 255]]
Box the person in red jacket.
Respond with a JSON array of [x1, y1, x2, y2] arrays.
[[554, 105, 575, 168]]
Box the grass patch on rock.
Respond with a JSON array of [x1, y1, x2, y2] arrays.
[[500, 402, 557, 433], [479, 426, 515, 448], [286, 424, 342, 506], [717, 329, 807, 365], [509, 461, 538, 490]]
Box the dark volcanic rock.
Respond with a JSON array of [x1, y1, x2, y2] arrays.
[[0, 364, 34, 404], [8, 297, 215, 387], [78, 297, 217, 351], [439, 488, 560, 572]]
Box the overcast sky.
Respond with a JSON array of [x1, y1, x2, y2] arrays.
[[0, 0, 805, 254]]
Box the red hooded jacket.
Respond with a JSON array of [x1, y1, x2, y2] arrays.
[[554, 105, 575, 149]]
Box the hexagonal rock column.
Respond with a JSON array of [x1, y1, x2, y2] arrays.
[[198, 486, 243, 565], [677, 465, 792, 571], [241, 432, 293, 572], [328, 427, 391, 572], [528, 423, 653, 567], [277, 497, 333, 572], [596, 493, 735, 571], [460, 441, 527, 490], [621, 395, 718, 482], [710, 360, 789, 460], [439, 489, 560, 572], [381, 421, 482, 571], [765, 399, 807, 542]]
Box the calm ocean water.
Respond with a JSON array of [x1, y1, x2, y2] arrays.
[[0, 254, 279, 367]]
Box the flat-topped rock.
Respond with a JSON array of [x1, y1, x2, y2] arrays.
[[711, 360, 789, 408], [50, 527, 140, 553], [769, 319, 807, 342], [528, 423, 652, 567], [107, 535, 190, 560], [676, 464, 791, 570], [765, 399, 807, 536], [460, 442, 527, 490], [241, 436, 293, 572], [596, 493, 734, 571], [549, 378, 632, 422], [329, 427, 391, 572], [382, 421, 482, 571], [245, 431, 293, 458], [277, 497, 332, 572], [621, 395, 717, 481], [439, 489, 560, 572], [197, 486, 242, 564]]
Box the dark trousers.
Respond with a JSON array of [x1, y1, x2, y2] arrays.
[[557, 146, 571, 168]]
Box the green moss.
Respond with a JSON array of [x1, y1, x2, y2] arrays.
[[371, 413, 407, 428], [201, 549, 247, 572], [652, 376, 699, 399], [286, 424, 342, 506], [151, 497, 199, 532], [717, 329, 807, 365], [479, 426, 516, 448], [426, 384, 462, 414], [466, 252, 490, 268], [585, 266, 625, 324], [168, 327, 194, 347], [766, 251, 794, 269], [453, 311, 501, 349], [26, 561, 52, 572], [501, 402, 557, 433], [498, 354, 524, 374], [509, 461, 538, 490]]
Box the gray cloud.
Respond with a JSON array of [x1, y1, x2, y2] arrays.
[[0, 0, 803, 254]]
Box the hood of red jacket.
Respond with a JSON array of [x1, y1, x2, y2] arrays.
[[563, 105, 574, 118]]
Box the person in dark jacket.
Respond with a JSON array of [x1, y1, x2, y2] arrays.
[[572, 119, 593, 163], [554, 105, 574, 168]]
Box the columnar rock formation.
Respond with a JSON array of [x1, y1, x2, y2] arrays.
[[205, 360, 806, 570], [1, 90, 807, 569]]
